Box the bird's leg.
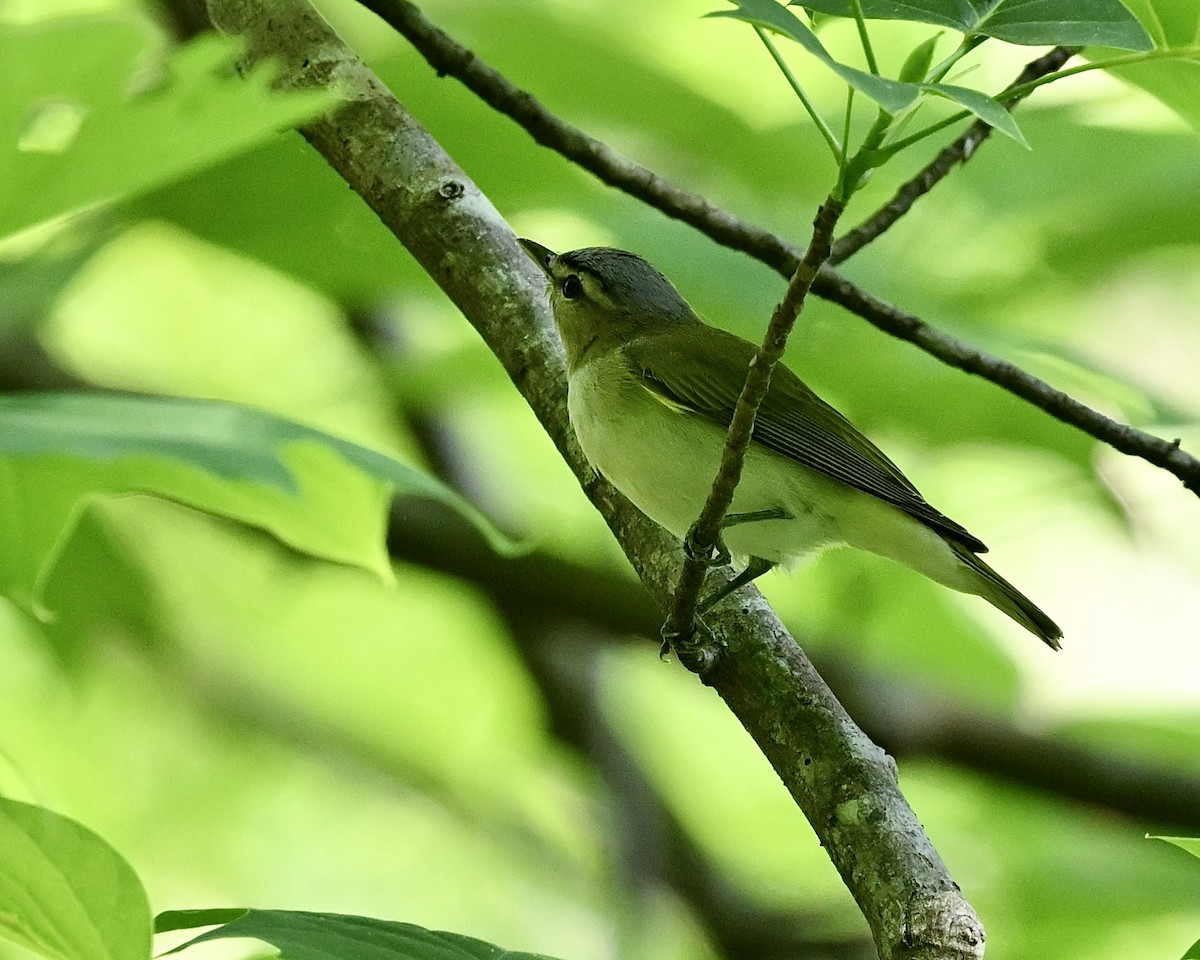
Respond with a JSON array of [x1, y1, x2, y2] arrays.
[[659, 616, 715, 660], [682, 507, 792, 567], [697, 556, 777, 615], [683, 528, 730, 567], [694, 507, 787, 610], [723, 507, 792, 528], [668, 507, 790, 665]]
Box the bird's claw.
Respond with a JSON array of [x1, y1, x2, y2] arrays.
[[659, 616, 721, 672], [683, 529, 730, 567]]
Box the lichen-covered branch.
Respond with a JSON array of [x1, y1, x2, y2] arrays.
[[201, 0, 985, 954]]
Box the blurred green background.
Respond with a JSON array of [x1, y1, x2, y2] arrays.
[[2, 1, 1200, 958]]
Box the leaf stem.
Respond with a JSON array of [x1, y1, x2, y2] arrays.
[[927, 34, 986, 83], [1002, 44, 1200, 101], [881, 43, 1200, 159], [849, 0, 878, 75], [754, 26, 843, 164], [841, 86, 854, 167]]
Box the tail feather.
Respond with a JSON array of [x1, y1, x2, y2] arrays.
[[949, 542, 1063, 650]]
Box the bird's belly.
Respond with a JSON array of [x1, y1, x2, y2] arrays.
[[568, 363, 843, 564]]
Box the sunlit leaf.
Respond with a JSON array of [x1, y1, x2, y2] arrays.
[[0, 13, 337, 239], [0, 392, 513, 615], [1150, 835, 1200, 859], [0, 797, 151, 960], [1118, 0, 1199, 47], [794, 0, 1153, 50], [158, 909, 565, 960], [1105, 54, 1200, 134]]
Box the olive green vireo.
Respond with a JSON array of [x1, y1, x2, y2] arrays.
[[519, 238, 1062, 648]]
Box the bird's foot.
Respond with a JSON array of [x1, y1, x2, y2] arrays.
[[683, 529, 730, 567], [660, 615, 722, 674]]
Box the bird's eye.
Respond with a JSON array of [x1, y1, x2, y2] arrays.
[[561, 275, 583, 300]]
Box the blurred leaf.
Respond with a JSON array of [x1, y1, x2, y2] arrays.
[[1183, 938, 1200, 960], [161, 909, 565, 960], [0, 796, 151, 960], [1150, 835, 1200, 859], [0, 13, 337, 239], [1105, 55, 1200, 133], [0, 219, 115, 331], [0, 392, 512, 615], [1119, 0, 1200, 47], [795, 0, 1153, 49], [1098, 0, 1200, 129]]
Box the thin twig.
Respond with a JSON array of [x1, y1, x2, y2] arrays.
[[830, 45, 1078, 264], [358, 0, 1200, 498], [818, 274, 1200, 492], [665, 199, 844, 657]]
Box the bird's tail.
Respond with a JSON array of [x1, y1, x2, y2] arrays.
[[949, 542, 1063, 650]]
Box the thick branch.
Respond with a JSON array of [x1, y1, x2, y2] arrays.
[[356, 0, 1200, 497], [830, 45, 1079, 264], [202, 0, 984, 954], [666, 199, 843, 653]]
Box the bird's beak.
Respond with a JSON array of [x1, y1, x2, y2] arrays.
[[518, 237, 556, 278]]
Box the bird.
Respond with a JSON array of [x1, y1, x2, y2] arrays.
[[519, 238, 1062, 649]]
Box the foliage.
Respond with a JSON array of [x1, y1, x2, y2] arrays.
[[0, 12, 337, 239], [0, 392, 512, 618], [0, 797, 564, 960], [1, 0, 1199, 958]]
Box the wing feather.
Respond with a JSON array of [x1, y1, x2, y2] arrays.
[[627, 328, 987, 553]]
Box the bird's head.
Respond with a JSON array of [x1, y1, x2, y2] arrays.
[[519, 238, 699, 369]]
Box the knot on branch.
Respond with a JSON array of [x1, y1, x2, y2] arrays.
[[901, 889, 986, 959]]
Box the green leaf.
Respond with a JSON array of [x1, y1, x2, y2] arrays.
[[899, 33, 942, 82], [1184, 938, 1200, 960], [708, 0, 920, 113], [158, 909, 565, 960], [154, 910, 249, 934], [710, 1, 1027, 142], [0, 392, 513, 615], [794, 0, 1154, 50], [0, 797, 151, 960], [1150, 835, 1200, 859], [0, 12, 337, 239], [1105, 52, 1200, 133], [921, 81, 1028, 146]]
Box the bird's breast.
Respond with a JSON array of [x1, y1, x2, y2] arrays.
[[567, 355, 844, 564]]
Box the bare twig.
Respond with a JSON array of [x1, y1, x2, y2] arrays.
[[355, 0, 1200, 498], [201, 0, 986, 953], [818, 274, 1200, 492], [830, 45, 1079, 264], [665, 199, 844, 658]]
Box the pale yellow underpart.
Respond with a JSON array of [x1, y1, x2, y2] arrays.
[[568, 352, 984, 597]]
